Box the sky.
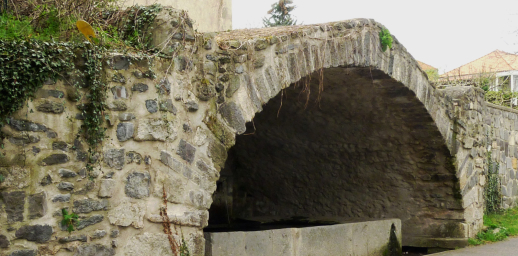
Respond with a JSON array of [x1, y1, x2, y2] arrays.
[[232, 0, 518, 74]]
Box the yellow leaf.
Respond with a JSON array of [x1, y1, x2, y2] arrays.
[[76, 20, 96, 42]]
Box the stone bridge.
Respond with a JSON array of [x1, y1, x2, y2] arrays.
[[0, 7, 514, 256]]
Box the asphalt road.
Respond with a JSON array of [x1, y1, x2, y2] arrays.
[[430, 237, 518, 256]]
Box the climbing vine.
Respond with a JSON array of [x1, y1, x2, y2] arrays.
[[0, 40, 74, 140], [485, 131, 502, 214], [0, 2, 164, 163], [161, 186, 191, 256], [118, 4, 163, 50], [0, 37, 109, 168], [78, 45, 108, 173]]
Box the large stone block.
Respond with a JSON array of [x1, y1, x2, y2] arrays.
[[107, 55, 129, 70], [116, 122, 134, 142], [108, 200, 145, 228], [0, 166, 30, 189], [134, 119, 177, 142], [111, 85, 127, 99], [98, 179, 116, 198], [74, 244, 115, 256], [59, 169, 77, 178], [8, 250, 37, 256], [125, 172, 151, 199], [91, 230, 107, 240], [41, 154, 69, 165], [122, 233, 173, 255], [206, 219, 401, 256], [8, 118, 48, 132], [219, 102, 246, 134], [132, 83, 148, 92], [145, 99, 158, 113], [59, 235, 88, 243], [104, 149, 125, 170], [159, 99, 178, 114], [15, 225, 53, 243], [36, 100, 64, 114], [28, 192, 47, 219], [73, 199, 109, 213], [208, 136, 228, 171], [2, 191, 25, 223], [52, 194, 71, 203], [8, 134, 40, 146], [76, 215, 104, 230], [57, 182, 74, 191], [147, 210, 208, 228], [176, 139, 196, 164], [189, 189, 212, 209], [0, 234, 9, 248]]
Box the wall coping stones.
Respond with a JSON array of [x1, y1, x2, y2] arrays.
[[487, 102, 518, 115]]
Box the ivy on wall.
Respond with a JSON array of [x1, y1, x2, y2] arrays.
[[0, 4, 164, 162], [0, 40, 74, 126], [0, 39, 107, 167]]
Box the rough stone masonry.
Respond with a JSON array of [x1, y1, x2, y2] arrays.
[[0, 6, 511, 255]]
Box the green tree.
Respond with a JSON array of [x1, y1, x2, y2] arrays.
[[263, 0, 297, 27]]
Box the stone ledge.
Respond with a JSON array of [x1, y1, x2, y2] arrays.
[[205, 219, 401, 256]]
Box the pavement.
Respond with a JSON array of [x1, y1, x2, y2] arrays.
[[430, 237, 518, 256]]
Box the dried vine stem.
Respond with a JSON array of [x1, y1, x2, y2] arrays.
[[161, 185, 181, 255]]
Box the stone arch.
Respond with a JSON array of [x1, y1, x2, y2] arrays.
[[206, 19, 485, 248], [0, 9, 487, 255]]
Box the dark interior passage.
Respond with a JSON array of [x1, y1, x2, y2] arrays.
[[207, 67, 465, 245]]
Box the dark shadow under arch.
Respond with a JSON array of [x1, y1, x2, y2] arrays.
[[208, 67, 464, 246]]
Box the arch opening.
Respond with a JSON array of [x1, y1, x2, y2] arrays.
[[207, 67, 464, 246]]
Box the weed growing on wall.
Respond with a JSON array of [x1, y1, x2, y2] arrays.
[[379, 28, 393, 52], [61, 208, 80, 233]]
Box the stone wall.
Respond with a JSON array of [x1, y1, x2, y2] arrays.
[[423, 86, 487, 247], [484, 103, 518, 208], [121, 0, 232, 32], [0, 7, 498, 255]]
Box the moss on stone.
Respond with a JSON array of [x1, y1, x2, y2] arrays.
[[204, 114, 235, 150], [208, 135, 228, 171], [382, 224, 402, 256]]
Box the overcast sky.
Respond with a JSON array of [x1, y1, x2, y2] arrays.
[[233, 0, 518, 74]]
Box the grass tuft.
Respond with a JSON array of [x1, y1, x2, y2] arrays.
[[469, 207, 518, 245]]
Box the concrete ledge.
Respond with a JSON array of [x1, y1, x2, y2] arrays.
[[204, 219, 401, 256]]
